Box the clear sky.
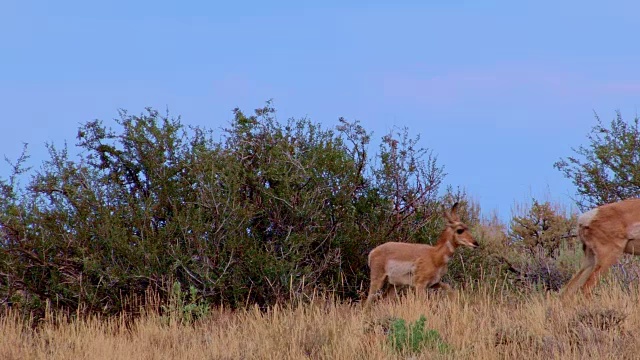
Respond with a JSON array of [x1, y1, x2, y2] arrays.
[[2, 0, 639, 220]]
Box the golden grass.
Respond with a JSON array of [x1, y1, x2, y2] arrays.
[[2, 283, 640, 360]]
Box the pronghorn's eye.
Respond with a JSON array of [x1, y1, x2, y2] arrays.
[[456, 228, 464, 235]]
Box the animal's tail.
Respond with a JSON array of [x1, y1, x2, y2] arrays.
[[367, 248, 375, 268]]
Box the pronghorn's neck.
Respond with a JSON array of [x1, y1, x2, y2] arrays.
[[433, 228, 456, 264], [435, 228, 450, 245]]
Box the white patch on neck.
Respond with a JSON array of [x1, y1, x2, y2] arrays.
[[578, 208, 599, 227], [446, 239, 454, 253]]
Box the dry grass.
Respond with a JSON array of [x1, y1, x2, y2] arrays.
[[2, 282, 640, 360]]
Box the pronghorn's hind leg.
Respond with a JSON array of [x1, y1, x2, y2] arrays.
[[561, 246, 596, 299], [381, 283, 400, 301], [581, 244, 624, 297], [366, 274, 388, 306]]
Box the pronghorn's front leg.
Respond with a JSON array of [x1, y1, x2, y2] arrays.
[[412, 280, 429, 300], [430, 282, 452, 292], [430, 282, 455, 299]]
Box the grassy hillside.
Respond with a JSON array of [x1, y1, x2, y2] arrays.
[[2, 279, 639, 360]]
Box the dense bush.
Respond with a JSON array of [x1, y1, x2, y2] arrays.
[[0, 103, 480, 316], [503, 201, 578, 291]]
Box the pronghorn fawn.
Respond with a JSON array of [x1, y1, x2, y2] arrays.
[[365, 202, 478, 306], [561, 198, 640, 299]]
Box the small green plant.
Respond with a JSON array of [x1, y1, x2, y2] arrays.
[[161, 281, 209, 325], [387, 315, 451, 355]]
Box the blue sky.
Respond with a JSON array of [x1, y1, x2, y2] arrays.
[[2, 0, 639, 220]]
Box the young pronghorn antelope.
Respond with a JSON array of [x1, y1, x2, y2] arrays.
[[561, 198, 640, 298], [366, 202, 478, 305]]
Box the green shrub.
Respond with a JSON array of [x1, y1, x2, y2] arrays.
[[161, 281, 209, 325], [387, 315, 451, 355]]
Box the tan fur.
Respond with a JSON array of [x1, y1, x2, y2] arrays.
[[365, 203, 478, 306], [561, 198, 640, 298]]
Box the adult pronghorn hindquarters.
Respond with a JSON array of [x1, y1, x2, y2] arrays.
[[365, 202, 479, 306], [561, 198, 640, 298]]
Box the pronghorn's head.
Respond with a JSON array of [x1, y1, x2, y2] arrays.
[[444, 202, 479, 249]]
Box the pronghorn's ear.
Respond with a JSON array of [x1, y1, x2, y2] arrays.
[[443, 203, 455, 225], [451, 202, 459, 216]]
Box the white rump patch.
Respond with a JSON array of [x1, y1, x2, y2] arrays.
[[385, 260, 416, 286], [578, 208, 599, 227], [627, 223, 640, 240]]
